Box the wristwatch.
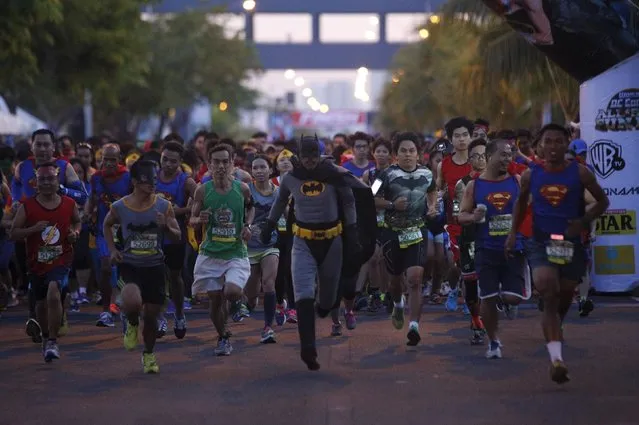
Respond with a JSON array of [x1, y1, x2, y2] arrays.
[[387, 201, 395, 211]]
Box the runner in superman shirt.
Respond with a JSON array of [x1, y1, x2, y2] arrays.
[[11, 129, 87, 343], [437, 117, 472, 312], [507, 124, 608, 384], [87, 144, 131, 328], [459, 139, 527, 360], [10, 163, 81, 363], [155, 141, 197, 339]]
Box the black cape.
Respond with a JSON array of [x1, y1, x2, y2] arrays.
[[286, 158, 377, 276]]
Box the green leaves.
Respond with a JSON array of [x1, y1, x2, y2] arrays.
[[377, 0, 584, 132], [1, 1, 260, 132]]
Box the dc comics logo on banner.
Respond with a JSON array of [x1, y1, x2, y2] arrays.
[[589, 140, 625, 179], [594, 88, 639, 132]]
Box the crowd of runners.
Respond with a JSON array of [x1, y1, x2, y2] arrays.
[[0, 117, 608, 384]]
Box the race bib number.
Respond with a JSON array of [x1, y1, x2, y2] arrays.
[[37, 246, 63, 263], [546, 239, 574, 265], [277, 217, 287, 232], [130, 234, 158, 253], [211, 226, 236, 243], [489, 214, 512, 236], [398, 227, 423, 249]]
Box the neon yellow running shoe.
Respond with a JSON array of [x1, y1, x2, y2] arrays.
[[124, 322, 139, 351], [142, 352, 159, 374]]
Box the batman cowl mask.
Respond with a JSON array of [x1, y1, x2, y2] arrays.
[[299, 135, 321, 159]]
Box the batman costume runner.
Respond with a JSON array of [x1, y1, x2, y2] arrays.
[[262, 136, 376, 370]]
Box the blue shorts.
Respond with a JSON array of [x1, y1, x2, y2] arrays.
[[29, 266, 70, 301], [0, 239, 15, 270], [426, 231, 444, 244], [90, 246, 120, 288], [525, 238, 586, 282]]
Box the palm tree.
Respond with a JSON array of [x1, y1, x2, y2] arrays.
[[441, 0, 639, 122]]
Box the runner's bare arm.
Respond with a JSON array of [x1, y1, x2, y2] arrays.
[[103, 207, 121, 254], [579, 164, 609, 225], [174, 177, 197, 217], [189, 184, 205, 226], [267, 174, 291, 222], [163, 204, 182, 242], [241, 182, 255, 225], [65, 162, 80, 184], [71, 204, 82, 235], [509, 168, 531, 237], [10, 162, 23, 203], [458, 180, 476, 225], [436, 161, 445, 191]]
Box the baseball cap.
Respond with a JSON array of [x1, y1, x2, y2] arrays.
[[568, 139, 587, 155]]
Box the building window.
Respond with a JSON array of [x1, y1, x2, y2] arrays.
[[253, 13, 313, 43], [320, 14, 380, 43]]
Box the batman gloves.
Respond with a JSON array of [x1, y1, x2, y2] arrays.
[[260, 219, 277, 245]]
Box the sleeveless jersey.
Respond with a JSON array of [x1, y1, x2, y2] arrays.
[[156, 171, 188, 243], [441, 154, 471, 224], [91, 170, 131, 236], [473, 176, 523, 250], [23, 196, 75, 275], [247, 183, 278, 250], [15, 158, 68, 201], [111, 195, 170, 267], [530, 161, 583, 238], [199, 180, 247, 260], [341, 160, 375, 178]]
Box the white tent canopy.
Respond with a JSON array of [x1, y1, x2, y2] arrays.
[[0, 96, 47, 135]]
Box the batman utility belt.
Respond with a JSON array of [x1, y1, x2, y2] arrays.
[[292, 222, 343, 240]]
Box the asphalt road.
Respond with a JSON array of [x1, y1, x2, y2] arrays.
[[1, 301, 638, 425]]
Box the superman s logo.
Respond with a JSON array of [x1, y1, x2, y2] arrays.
[[300, 181, 325, 197], [486, 192, 512, 212], [540, 184, 568, 207]]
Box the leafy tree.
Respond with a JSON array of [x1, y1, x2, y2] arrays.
[[377, 19, 534, 132], [100, 10, 262, 138], [1, 0, 153, 130], [0, 0, 63, 90]]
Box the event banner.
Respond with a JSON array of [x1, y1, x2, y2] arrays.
[[481, 1, 639, 82], [581, 53, 639, 292]]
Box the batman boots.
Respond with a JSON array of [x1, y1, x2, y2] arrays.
[[296, 299, 320, 371]]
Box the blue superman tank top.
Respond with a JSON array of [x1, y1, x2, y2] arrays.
[[91, 171, 131, 236], [474, 176, 522, 250], [17, 158, 68, 200], [247, 182, 278, 250], [156, 171, 188, 243], [342, 160, 375, 178], [156, 171, 188, 208], [530, 161, 583, 238]]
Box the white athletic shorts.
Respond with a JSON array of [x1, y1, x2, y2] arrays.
[[192, 254, 250, 294]]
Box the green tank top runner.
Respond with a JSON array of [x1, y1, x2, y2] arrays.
[[199, 180, 248, 260]]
